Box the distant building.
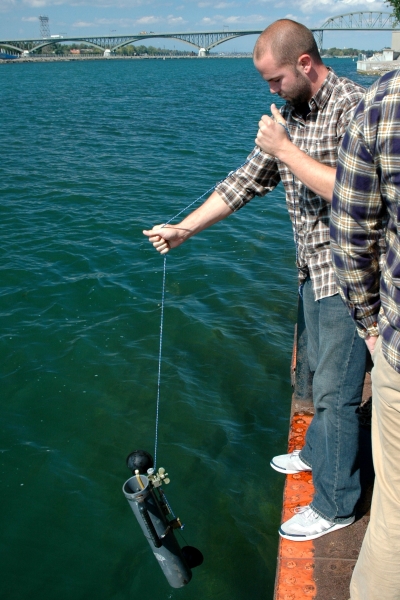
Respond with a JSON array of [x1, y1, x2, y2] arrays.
[[392, 31, 400, 53], [357, 34, 400, 74]]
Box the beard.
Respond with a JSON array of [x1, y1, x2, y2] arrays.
[[280, 68, 312, 107]]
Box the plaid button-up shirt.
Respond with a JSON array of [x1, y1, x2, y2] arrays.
[[331, 69, 400, 373], [215, 69, 365, 301]]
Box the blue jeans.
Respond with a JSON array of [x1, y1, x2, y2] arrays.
[[299, 278, 367, 523]]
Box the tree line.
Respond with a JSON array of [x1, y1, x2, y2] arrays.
[[321, 48, 375, 58], [39, 43, 196, 56]]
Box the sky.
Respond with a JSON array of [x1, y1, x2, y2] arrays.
[[0, 0, 395, 51]]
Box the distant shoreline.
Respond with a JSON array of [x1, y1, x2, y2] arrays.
[[0, 54, 253, 64], [0, 53, 359, 66]]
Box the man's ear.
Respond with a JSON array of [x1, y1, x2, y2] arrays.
[[297, 53, 312, 74]]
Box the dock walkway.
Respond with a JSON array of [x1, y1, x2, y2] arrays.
[[273, 300, 374, 600]]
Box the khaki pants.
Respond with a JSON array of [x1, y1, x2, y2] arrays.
[[350, 336, 400, 600]]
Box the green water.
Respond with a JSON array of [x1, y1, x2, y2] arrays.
[[0, 57, 377, 599]]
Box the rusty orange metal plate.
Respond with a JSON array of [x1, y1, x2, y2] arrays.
[[275, 412, 316, 600]]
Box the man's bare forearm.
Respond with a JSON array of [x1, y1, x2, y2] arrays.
[[143, 191, 233, 254], [176, 191, 233, 238], [276, 141, 336, 203]]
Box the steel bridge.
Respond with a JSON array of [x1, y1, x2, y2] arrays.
[[313, 11, 399, 50], [0, 11, 398, 56]]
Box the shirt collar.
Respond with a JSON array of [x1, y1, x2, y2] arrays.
[[309, 67, 336, 112]]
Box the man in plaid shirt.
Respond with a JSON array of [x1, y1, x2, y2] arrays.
[[144, 20, 366, 541], [331, 69, 400, 600]]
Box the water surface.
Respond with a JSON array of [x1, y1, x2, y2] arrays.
[[0, 57, 377, 600]]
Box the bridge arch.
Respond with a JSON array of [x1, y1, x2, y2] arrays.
[[30, 39, 105, 54], [112, 35, 198, 52], [320, 11, 398, 30], [315, 11, 400, 52], [0, 43, 23, 54], [113, 37, 148, 51], [111, 32, 253, 54], [205, 33, 253, 51]]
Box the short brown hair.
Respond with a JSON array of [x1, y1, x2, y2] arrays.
[[253, 19, 322, 67]]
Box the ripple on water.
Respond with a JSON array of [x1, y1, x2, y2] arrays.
[[0, 57, 369, 600]]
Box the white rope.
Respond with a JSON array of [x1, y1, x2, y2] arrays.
[[152, 150, 262, 467]]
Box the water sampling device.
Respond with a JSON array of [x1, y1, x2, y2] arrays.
[[123, 148, 264, 588], [123, 449, 203, 588]]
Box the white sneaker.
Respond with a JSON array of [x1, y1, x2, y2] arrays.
[[279, 506, 355, 541], [270, 449, 312, 474]]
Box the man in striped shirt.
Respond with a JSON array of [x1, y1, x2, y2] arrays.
[[331, 69, 400, 600], [144, 19, 367, 542]]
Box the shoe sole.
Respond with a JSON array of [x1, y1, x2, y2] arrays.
[[270, 460, 312, 475], [279, 518, 355, 541]]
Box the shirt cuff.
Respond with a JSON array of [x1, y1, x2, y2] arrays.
[[215, 179, 253, 211], [356, 316, 380, 339]]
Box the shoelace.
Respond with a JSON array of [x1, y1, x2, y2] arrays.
[[294, 506, 319, 520]]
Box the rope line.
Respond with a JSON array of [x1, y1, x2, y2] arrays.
[[152, 149, 262, 467], [154, 254, 167, 470], [281, 126, 303, 294], [164, 150, 261, 226], [274, 119, 301, 268], [152, 119, 303, 463]]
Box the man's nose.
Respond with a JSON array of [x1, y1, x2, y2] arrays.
[[269, 83, 279, 95]]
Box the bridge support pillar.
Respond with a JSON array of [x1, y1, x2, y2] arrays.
[[313, 30, 323, 53]]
